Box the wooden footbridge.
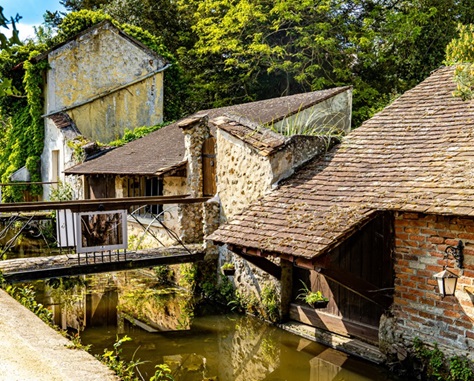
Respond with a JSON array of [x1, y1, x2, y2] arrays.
[[0, 195, 209, 282]]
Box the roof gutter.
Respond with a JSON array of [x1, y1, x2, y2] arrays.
[[42, 63, 172, 118]]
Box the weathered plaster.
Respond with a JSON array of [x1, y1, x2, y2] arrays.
[[46, 22, 163, 112], [66, 74, 164, 143], [163, 175, 188, 232], [42, 21, 166, 200], [41, 119, 80, 200]]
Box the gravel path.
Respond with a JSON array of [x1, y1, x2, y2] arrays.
[[0, 289, 118, 381]]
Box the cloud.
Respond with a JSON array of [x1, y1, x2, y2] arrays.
[[3, 22, 37, 41]]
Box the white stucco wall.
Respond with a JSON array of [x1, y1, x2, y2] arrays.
[[41, 119, 80, 200]]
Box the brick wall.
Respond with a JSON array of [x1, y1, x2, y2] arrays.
[[387, 212, 474, 359]]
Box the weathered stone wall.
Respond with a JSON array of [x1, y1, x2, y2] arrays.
[[216, 129, 274, 221], [177, 116, 209, 243], [380, 212, 474, 361], [203, 200, 220, 259], [270, 135, 332, 187]]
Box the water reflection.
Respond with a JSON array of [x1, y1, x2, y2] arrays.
[[29, 271, 407, 381]]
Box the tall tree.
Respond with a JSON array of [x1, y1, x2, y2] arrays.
[[178, 0, 474, 125]]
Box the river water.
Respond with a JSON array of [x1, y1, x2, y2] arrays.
[[24, 270, 410, 381]]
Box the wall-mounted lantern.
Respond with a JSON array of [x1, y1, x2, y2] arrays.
[[433, 268, 459, 297], [433, 240, 464, 297]]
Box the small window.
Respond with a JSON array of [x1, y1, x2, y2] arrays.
[[127, 176, 163, 218]]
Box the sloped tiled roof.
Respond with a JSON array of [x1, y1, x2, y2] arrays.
[[213, 115, 287, 156], [65, 123, 186, 176], [65, 87, 349, 176], [208, 66, 474, 260], [49, 112, 76, 129]]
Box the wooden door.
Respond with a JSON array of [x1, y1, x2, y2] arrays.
[[202, 137, 216, 196], [291, 212, 394, 344], [87, 175, 116, 200]]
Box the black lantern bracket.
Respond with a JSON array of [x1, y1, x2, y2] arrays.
[[445, 240, 464, 269]]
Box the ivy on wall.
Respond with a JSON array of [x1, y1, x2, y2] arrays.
[[0, 10, 184, 202]]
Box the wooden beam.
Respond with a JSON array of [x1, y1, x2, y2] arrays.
[[289, 303, 379, 345], [0, 195, 210, 213], [317, 266, 392, 309], [231, 250, 281, 280], [3, 251, 205, 283]]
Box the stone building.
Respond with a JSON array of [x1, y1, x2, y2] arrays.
[[209, 66, 474, 364], [37, 20, 168, 200], [65, 87, 352, 249]]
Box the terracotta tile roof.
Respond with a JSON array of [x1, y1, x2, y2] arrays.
[[65, 87, 349, 176], [204, 86, 351, 126], [65, 122, 186, 176], [49, 112, 76, 129], [213, 115, 287, 156], [208, 66, 474, 260]]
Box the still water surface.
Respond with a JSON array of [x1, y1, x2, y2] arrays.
[[25, 270, 409, 381]]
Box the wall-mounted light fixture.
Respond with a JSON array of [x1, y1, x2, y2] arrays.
[[433, 240, 464, 297], [433, 268, 459, 297], [445, 240, 464, 269]]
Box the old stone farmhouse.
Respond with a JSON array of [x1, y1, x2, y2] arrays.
[[65, 87, 352, 247], [36, 20, 167, 200], [209, 66, 474, 364]]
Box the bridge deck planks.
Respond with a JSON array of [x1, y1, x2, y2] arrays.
[[0, 244, 204, 282]]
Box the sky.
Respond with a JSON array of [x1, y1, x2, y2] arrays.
[[2, 0, 66, 40]]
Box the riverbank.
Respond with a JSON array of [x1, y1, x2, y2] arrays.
[[0, 289, 118, 381]]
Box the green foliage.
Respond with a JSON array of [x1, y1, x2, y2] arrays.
[[413, 338, 474, 381], [150, 364, 175, 381], [178, 263, 198, 290], [66, 332, 92, 351], [153, 265, 174, 286], [98, 335, 143, 381], [108, 123, 166, 147], [221, 262, 235, 271], [446, 24, 474, 101], [0, 6, 22, 51], [296, 280, 328, 307], [177, 0, 474, 127], [261, 284, 280, 323], [4, 284, 53, 325], [49, 181, 74, 202], [66, 135, 90, 163], [0, 49, 48, 202]]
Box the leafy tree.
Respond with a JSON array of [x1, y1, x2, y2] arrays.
[[177, 0, 474, 126], [446, 24, 474, 100], [102, 0, 195, 56]]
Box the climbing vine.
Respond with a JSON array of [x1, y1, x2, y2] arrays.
[[0, 53, 48, 202], [0, 10, 184, 202]]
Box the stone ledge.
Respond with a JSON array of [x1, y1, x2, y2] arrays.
[[0, 289, 118, 381]]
